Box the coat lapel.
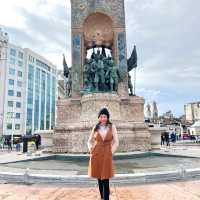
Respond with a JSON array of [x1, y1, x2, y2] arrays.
[[97, 124, 111, 142]]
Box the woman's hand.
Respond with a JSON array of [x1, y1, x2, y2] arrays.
[[111, 148, 114, 155], [89, 146, 94, 154]]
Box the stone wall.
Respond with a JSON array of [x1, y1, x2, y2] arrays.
[[56, 98, 81, 124], [53, 121, 151, 153], [56, 93, 145, 124]]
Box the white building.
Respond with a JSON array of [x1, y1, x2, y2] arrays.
[[163, 110, 174, 119], [190, 121, 200, 136], [145, 101, 158, 120], [0, 29, 57, 136], [0, 29, 9, 136], [185, 102, 200, 123]]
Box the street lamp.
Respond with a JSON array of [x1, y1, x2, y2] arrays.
[[11, 111, 16, 149]]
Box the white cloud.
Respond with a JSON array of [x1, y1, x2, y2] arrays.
[[0, 2, 25, 28], [1, 0, 71, 68], [137, 88, 161, 101]]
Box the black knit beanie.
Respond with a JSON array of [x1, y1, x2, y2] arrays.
[[98, 107, 110, 119]]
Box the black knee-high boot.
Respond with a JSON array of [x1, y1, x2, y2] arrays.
[[102, 179, 110, 200], [98, 179, 104, 199]]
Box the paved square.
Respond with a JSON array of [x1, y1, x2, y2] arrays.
[[0, 180, 200, 200]]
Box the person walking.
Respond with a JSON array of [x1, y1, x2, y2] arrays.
[[161, 132, 165, 146], [7, 138, 12, 151], [165, 131, 170, 148], [87, 107, 119, 200]]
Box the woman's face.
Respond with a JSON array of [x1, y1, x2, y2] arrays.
[[98, 114, 108, 125]]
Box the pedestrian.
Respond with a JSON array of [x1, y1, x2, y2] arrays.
[[161, 132, 165, 146], [87, 107, 119, 200], [16, 143, 21, 152], [35, 135, 41, 150], [7, 138, 12, 151], [165, 131, 170, 148]]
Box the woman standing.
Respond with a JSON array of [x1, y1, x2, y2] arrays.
[[87, 107, 119, 200]]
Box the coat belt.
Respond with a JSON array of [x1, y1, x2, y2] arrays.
[[96, 142, 111, 146]]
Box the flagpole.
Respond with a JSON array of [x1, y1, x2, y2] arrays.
[[134, 67, 137, 95]]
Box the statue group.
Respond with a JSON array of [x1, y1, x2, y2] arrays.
[[83, 48, 120, 93], [66, 68, 72, 97], [63, 54, 72, 97], [63, 45, 138, 97]]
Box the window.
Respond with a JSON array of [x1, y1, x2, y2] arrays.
[[8, 79, 14, 85], [26, 64, 34, 133], [18, 60, 23, 67], [51, 76, 56, 129], [8, 101, 14, 107], [40, 71, 46, 129], [28, 55, 35, 63], [17, 91, 21, 97], [16, 102, 21, 108], [10, 57, 15, 64], [52, 68, 57, 74], [26, 108, 33, 134], [18, 71, 22, 77], [7, 123, 12, 130], [7, 112, 14, 119], [8, 90, 14, 96], [18, 51, 23, 59], [16, 113, 21, 119], [34, 68, 40, 130], [46, 73, 51, 129], [10, 48, 16, 56], [36, 59, 51, 72], [9, 68, 15, 75], [17, 81, 22, 87], [15, 124, 20, 130]]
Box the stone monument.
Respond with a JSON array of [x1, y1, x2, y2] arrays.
[[53, 0, 151, 153]]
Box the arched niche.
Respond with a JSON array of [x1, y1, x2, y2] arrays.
[[83, 12, 114, 50]]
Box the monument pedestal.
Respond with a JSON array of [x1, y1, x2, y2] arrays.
[[52, 93, 151, 153]]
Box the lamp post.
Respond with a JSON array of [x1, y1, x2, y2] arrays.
[[11, 111, 16, 149], [6, 110, 15, 150]]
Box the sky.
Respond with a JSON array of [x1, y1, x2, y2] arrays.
[[0, 0, 199, 117]]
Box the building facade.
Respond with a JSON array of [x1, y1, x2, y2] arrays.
[[145, 101, 158, 122], [0, 29, 9, 136], [25, 49, 57, 135], [185, 102, 200, 123], [0, 29, 57, 136]]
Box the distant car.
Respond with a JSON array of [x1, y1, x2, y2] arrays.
[[190, 135, 196, 140], [145, 119, 150, 123], [160, 124, 166, 127], [182, 133, 189, 140], [148, 124, 154, 127]]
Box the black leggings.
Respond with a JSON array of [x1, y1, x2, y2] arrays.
[[98, 179, 110, 200]]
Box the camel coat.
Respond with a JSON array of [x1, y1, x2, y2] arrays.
[[88, 124, 118, 180]]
